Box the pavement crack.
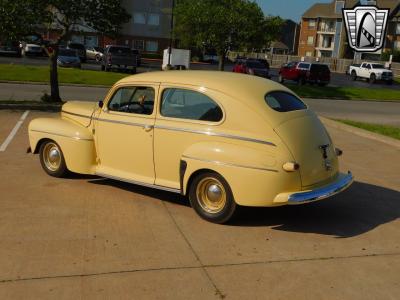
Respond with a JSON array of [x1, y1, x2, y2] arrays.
[[0, 252, 399, 285], [161, 201, 226, 299]]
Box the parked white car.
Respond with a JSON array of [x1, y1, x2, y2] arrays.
[[349, 62, 393, 85], [21, 43, 43, 56], [86, 46, 104, 62]]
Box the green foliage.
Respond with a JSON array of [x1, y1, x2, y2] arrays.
[[174, 0, 266, 69], [0, 0, 50, 41], [263, 16, 285, 48]]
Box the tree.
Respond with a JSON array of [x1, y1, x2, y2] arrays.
[[0, 0, 49, 41], [262, 16, 285, 49], [0, 0, 130, 102], [174, 0, 265, 70]]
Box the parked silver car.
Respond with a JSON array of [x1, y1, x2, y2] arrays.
[[57, 49, 81, 68], [86, 46, 104, 62]]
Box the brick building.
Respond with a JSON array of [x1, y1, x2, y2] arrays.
[[298, 0, 400, 58]]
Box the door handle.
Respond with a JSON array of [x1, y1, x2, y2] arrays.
[[143, 125, 154, 132]]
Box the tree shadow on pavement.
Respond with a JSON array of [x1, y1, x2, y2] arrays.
[[231, 181, 400, 238]]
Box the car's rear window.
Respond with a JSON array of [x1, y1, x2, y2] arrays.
[[246, 61, 265, 69], [311, 64, 330, 72], [265, 91, 307, 112]]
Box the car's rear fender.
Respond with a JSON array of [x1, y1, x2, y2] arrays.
[[29, 118, 97, 174]]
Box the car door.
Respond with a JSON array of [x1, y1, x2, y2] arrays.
[[94, 84, 158, 184], [153, 85, 225, 190]]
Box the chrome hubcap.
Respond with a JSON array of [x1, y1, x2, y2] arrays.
[[196, 177, 227, 214], [43, 143, 61, 172]]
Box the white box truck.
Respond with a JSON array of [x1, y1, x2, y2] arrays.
[[162, 48, 191, 70]]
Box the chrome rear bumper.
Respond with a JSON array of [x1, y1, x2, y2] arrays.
[[287, 172, 353, 204]]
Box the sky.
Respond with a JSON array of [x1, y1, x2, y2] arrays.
[[255, 0, 331, 22]]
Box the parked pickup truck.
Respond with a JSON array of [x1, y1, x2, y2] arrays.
[[102, 45, 138, 73], [349, 62, 393, 85]]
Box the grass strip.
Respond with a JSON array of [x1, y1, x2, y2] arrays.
[[336, 119, 400, 140]]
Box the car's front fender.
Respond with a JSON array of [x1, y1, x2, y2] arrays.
[[29, 118, 96, 174]]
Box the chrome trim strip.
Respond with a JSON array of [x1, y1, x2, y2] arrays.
[[96, 172, 181, 194], [62, 110, 92, 119], [93, 117, 148, 128], [63, 110, 275, 146], [288, 172, 353, 204], [182, 155, 278, 173], [30, 130, 93, 141], [155, 125, 276, 147]]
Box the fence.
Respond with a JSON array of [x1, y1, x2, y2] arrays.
[[227, 51, 400, 77]]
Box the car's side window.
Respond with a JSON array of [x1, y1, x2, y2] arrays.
[[161, 88, 223, 122], [108, 86, 155, 115]]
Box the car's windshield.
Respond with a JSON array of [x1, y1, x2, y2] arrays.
[[59, 49, 77, 57], [371, 64, 385, 69]]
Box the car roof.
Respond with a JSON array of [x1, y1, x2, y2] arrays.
[[118, 70, 294, 109]]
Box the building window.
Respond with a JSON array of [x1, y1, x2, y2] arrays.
[[307, 36, 314, 45], [308, 19, 316, 28], [146, 40, 158, 52], [148, 13, 160, 26], [395, 41, 400, 49], [134, 40, 145, 51], [305, 51, 313, 57], [134, 12, 146, 24]]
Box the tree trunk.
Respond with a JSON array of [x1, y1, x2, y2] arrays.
[[218, 49, 226, 71], [49, 46, 61, 102]]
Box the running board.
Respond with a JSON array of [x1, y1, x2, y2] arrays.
[[96, 172, 181, 194]]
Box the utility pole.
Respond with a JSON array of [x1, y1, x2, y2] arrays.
[[167, 0, 175, 67]]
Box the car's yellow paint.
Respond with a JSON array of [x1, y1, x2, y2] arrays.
[[28, 71, 349, 207]]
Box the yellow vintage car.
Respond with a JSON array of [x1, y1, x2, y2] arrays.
[[28, 71, 353, 223]]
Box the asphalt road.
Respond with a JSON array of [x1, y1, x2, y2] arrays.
[[1, 54, 399, 89], [1, 81, 399, 126], [0, 110, 399, 299]]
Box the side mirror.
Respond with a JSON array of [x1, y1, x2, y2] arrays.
[[98, 100, 104, 108]]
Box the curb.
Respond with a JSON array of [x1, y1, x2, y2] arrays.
[[0, 80, 110, 88], [320, 117, 400, 149], [0, 103, 62, 111]]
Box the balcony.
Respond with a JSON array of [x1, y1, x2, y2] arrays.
[[317, 26, 336, 34]]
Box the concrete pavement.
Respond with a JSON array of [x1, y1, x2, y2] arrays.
[[0, 110, 399, 299]]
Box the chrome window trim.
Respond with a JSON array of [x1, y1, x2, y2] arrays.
[[93, 117, 150, 128], [182, 155, 278, 173], [96, 172, 181, 194], [156, 125, 276, 147], [30, 129, 93, 141]]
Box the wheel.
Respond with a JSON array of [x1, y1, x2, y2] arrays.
[[278, 74, 284, 83], [370, 73, 376, 84], [39, 140, 68, 177], [95, 54, 102, 62], [351, 71, 357, 81], [189, 172, 237, 224]]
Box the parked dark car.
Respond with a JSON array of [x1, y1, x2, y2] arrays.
[[233, 59, 270, 78], [0, 41, 22, 57], [132, 49, 141, 67], [57, 48, 81, 68], [102, 45, 138, 73], [279, 62, 330, 86], [67, 43, 87, 62]]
